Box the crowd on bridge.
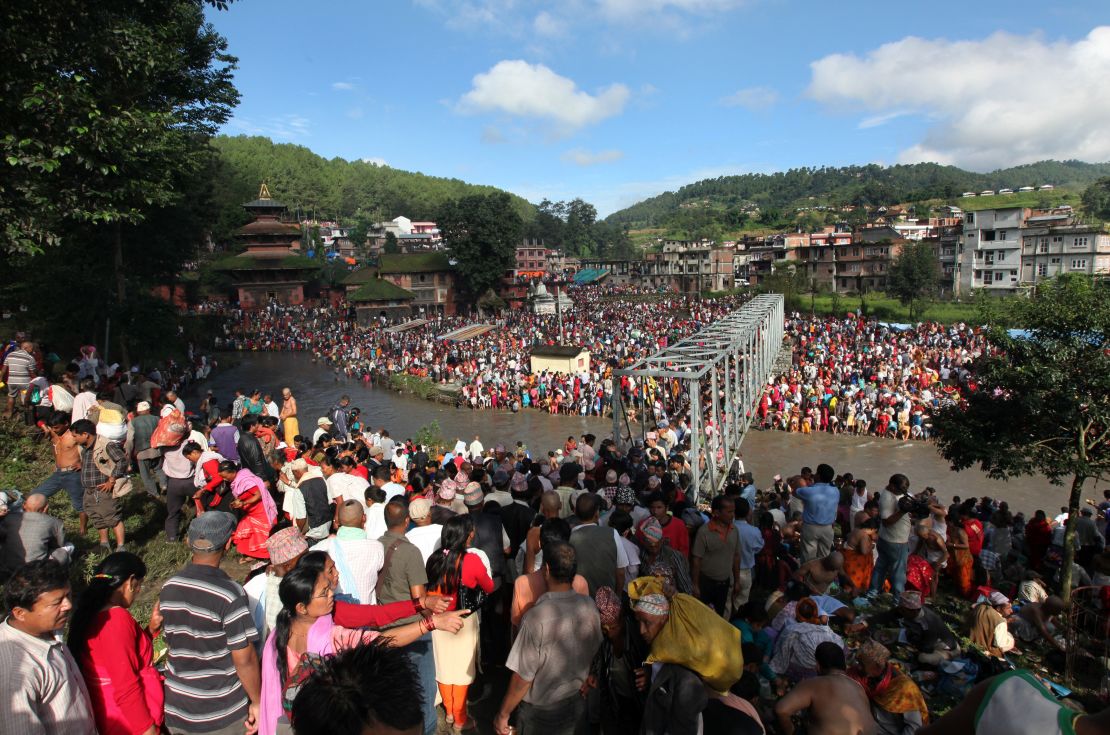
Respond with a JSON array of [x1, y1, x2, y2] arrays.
[[2, 351, 1109, 734]]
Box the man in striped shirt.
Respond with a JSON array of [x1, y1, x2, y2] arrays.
[[159, 511, 261, 735], [2, 339, 36, 419]]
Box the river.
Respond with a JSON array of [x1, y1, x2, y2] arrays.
[[193, 352, 1082, 513]]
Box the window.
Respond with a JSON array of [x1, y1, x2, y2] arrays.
[[1038, 242, 1049, 254], [999, 230, 1008, 240], [983, 230, 997, 241], [1052, 236, 1063, 243], [1037, 263, 1048, 277], [966, 213, 975, 225], [1073, 237, 1089, 248], [1070, 258, 1088, 270], [1051, 257, 1061, 264], [997, 251, 1006, 262]]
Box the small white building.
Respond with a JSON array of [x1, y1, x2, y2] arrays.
[[530, 345, 590, 376]]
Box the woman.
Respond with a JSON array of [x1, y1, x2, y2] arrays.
[[947, 522, 975, 598], [1025, 510, 1054, 572], [969, 592, 1016, 660], [426, 515, 494, 732], [68, 552, 164, 735], [279, 387, 299, 446], [909, 521, 947, 598], [244, 389, 265, 418], [259, 552, 466, 735], [851, 640, 929, 734], [183, 442, 229, 514], [219, 460, 278, 561], [843, 519, 878, 594]]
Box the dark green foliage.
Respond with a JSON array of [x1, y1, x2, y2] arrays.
[[1081, 178, 1110, 221], [888, 241, 939, 320], [932, 274, 1110, 598], [438, 192, 523, 302], [607, 161, 1110, 230], [525, 199, 636, 258]]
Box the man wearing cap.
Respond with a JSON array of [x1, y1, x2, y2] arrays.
[[487, 467, 514, 508], [863, 590, 960, 666], [406, 498, 443, 565], [495, 542, 602, 735], [500, 472, 537, 568], [160, 512, 261, 735], [289, 458, 334, 540], [313, 499, 385, 604], [633, 593, 708, 735], [130, 400, 164, 497], [312, 416, 333, 445], [243, 526, 310, 642], [638, 517, 694, 595], [431, 480, 461, 524]]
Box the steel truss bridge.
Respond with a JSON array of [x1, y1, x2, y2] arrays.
[[610, 294, 784, 503]]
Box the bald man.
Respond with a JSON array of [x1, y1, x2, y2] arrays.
[[1, 494, 73, 573], [794, 552, 846, 596], [774, 642, 878, 735], [521, 490, 565, 574], [312, 499, 384, 604]]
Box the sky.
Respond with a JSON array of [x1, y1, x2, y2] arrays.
[[207, 1, 1110, 216]]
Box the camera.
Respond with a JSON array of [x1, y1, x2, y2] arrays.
[[897, 494, 932, 520]]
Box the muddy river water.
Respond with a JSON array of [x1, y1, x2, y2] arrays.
[[194, 352, 1086, 512]]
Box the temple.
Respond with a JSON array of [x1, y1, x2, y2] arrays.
[[214, 184, 319, 308]]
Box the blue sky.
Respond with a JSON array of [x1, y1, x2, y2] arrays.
[[208, 1, 1110, 216]]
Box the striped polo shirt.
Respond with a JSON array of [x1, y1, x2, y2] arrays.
[[159, 563, 258, 733], [3, 349, 35, 386]]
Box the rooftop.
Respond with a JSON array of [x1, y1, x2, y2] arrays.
[[348, 279, 416, 302], [379, 252, 454, 273], [210, 254, 320, 272], [531, 345, 587, 358]]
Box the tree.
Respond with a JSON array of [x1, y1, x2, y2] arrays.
[[438, 192, 523, 302], [1081, 177, 1110, 221], [888, 241, 939, 320], [931, 275, 1110, 601], [383, 231, 400, 254]]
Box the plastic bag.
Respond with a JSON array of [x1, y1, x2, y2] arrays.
[[150, 407, 188, 448]]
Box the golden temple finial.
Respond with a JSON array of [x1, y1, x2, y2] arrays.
[[259, 182, 272, 200]]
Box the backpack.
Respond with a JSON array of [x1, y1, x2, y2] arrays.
[[92, 436, 134, 498], [150, 407, 188, 449]]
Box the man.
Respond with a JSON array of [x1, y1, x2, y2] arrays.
[[1009, 595, 1067, 654], [313, 417, 333, 445], [795, 463, 840, 562], [237, 415, 274, 486], [130, 401, 164, 496], [0, 494, 73, 574], [210, 410, 240, 461], [865, 591, 960, 666], [511, 519, 591, 628], [378, 429, 396, 461], [70, 378, 99, 423], [165, 389, 186, 414], [773, 641, 878, 735], [163, 436, 204, 542], [1075, 508, 1105, 567], [569, 493, 629, 596], [554, 463, 580, 518], [2, 338, 36, 419], [32, 411, 87, 535], [487, 468, 514, 508], [378, 500, 437, 735], [733, 498, 764, 608], [793, 552, 846, 596], [634, 594, 708, 735], [870, 474, 913, 595], [642, 491, 689, 558], [313, 500, 384, 604], [73, 418, 126, 551], [375, 463, 406, 502], [290, 643, 425, 735], [469, 434, 484, 461], [329, 395, 351, 439], [263, 393, 279, 419], [495, 542, 602, 735], [691, 494, 741, 616], [289, 458, 334, 540], [405, 498, 443, 564], [639, 516, 695, 595], [322, 455, 370, 514], [0, 559, 96, 734], [738, 472, 757, 508], [159, 512, 260, 735]]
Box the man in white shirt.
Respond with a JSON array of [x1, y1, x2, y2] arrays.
[[311, 501, 384, 604], [322, 459, 370, 513], [263, 393, 280, 418], [405, 499, 443, 564], [164, 390, 186, 414], [69, 379, 98, 424], [374, 465, 405, 502], [469, 435, 484, 461]]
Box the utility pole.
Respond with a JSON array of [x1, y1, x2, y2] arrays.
[[555, 281, 565, 343]]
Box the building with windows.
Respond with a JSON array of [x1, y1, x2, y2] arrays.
[[955, 207, 1029, 296], [1021, 215, 1110, 286], [342, 251, 459, 316]]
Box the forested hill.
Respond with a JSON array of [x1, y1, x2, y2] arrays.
[[606, 160, 1110, 229], [209, 135, 534, 243]]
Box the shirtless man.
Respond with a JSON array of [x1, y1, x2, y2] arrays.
[[31, 411, 87, 535], [794, 552, 845, 596], [1011, 595, 1067, 653], [775, 641, 878, 735]]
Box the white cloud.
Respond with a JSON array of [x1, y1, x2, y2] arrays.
[[597, 0, 746, 19], [807, 27, 1110, 169], [361, 157, 388, 166], [533, 11, 566, 37], [331, 81, 355, 91], [481, 126, 508, 144], [458, 60, 630, 133], [857, 110, 910, 129], [561, 148, 625, 166], [719, 86, 779, 110], [228, 114, 311, 141]]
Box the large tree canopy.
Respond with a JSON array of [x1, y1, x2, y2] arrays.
[[1, 0, 239, 254], [932, 274, 1110, 599], [888, 241, 939, 320], [438, 192, 523, 303]]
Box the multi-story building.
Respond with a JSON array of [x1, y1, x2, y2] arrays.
[[746, 233, 805, 286], [798, 226, 852, 291], [955, 207, 1030, 297], [515, 239, 549, 273], [643, 240, 735, 293], [1021, 214, 1110, 286], [342, 252, 459, 316], [837, 229, 905, 293], [930, 223, 962, 297]]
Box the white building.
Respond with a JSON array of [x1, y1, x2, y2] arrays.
[[1021, 216, 1110, 285], [955, 207, 1028, 297]]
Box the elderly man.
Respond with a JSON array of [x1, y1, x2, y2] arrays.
[[864, 591, 960, 666], [289, 457, 333, 540], [496, 542, 602, 735], [774, 642, 878, 735], [405, 498, 443, 565], [851, 641, 930, 734], [0, 494, 73, 574], [312, 500, 385, 604], [638, 517, 694, 595], [969, 591, 1017, 659], [634, 593, 708, 735]]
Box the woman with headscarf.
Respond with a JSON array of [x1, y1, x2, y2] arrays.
[[592, 586, 647, 735], [768, 597, 844, 684], [851, 640, 929, 735], [218, 460, 278, 561]]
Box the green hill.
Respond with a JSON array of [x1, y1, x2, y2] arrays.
[[606, 160, 1110, 234], [209, 135, 534, 244]]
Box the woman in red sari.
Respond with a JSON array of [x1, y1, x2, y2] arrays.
[[218, 460, 278, 561], [1025, 510, 1054, 571]]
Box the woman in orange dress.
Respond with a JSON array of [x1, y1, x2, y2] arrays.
[[843, 521, 878, 594], [218, 461, 277, 561], [947, 523, 975, 598]]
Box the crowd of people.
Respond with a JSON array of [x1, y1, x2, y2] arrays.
[[2, 359, 1109, 735]]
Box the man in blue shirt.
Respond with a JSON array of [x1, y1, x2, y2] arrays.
[[794, 463, 840, 562], [739, 472, 757, 508], [733, 498, 765, 607]]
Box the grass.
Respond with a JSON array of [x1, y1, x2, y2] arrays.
[[794, 292, 987, 323], [958, 189, 1077, 212], [389, 373, 444, 401], [0, 417, 241, 627]]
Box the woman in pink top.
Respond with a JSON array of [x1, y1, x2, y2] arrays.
[[68, 551, 164, 735], [259, 551, 468, 735], [218, 461, 278, 560]]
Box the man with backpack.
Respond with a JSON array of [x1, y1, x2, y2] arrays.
[[72, 419, 127, 551]]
